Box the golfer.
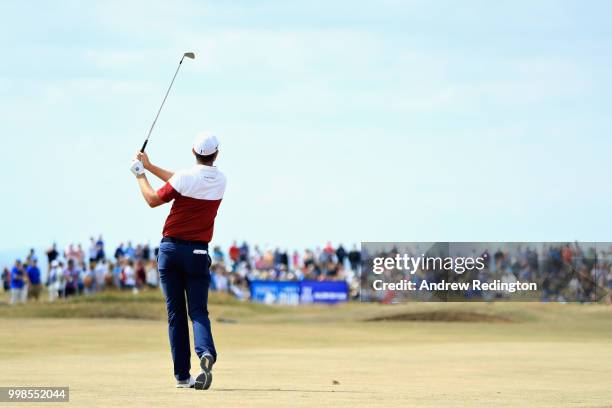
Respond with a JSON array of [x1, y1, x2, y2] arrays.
[[130, 132, 226, 390]]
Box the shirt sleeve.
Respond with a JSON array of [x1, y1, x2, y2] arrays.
[[157, 182, 180, 202], [156, 171, 183, 202]]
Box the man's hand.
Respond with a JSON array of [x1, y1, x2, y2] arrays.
[[134, 151, 174, 182], [136, 151, 152, 170], [131, 156, 165, 207], [130, 160, 145, 177]]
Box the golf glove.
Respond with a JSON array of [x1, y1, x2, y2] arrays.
[[130, 160, 145, 176]]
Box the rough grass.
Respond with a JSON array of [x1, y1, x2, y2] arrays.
[[0, 290, 284, 320]]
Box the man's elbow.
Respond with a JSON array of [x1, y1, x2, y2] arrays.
[[147, 195, 164, 208]]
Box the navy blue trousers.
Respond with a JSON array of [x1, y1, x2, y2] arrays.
[[158, 240, 217, 381]]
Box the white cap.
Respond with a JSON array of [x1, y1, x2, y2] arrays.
[[193, 132, 219, 156]]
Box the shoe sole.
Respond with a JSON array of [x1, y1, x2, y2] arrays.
[[194, 354, 214, 390]]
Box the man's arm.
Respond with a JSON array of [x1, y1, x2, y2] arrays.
[[136, 174, 165, 208], [137, 152, 174, 182]]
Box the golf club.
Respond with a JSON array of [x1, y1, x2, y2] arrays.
[[140, 52, 195, 153]]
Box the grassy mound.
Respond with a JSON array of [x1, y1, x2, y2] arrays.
[[366, 310, 515, 323], [0, 290, 281, 320]]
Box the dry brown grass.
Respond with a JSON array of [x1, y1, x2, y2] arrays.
[[1, 292, 611, 407]]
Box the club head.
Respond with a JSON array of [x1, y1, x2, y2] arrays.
[[183, 52, 195, 59]]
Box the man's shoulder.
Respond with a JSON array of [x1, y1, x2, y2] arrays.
[[172, 166, 207, 181], [175, 164, 225, 173], [181, 165, 226, 184], [214, 168, 227, 186]]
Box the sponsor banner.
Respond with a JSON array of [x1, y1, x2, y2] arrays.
[[250, 280, 300, 305], [361, 242, 612, 303], [300, 281, 349, 304], [249, 280, 349, 305]]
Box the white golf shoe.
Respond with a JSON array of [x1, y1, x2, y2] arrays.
[[176, 376, 195, 388]]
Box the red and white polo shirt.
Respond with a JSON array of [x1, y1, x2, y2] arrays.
[[156, 164, 226, 242]]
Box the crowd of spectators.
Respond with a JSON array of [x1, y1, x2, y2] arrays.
[[361, 243, 612, 303], [3, 240, 612, 304], [1, 236, 362, 304], [475, 243, 612, 302], [1, 237, 160, 304], [208, 241, 362, 300]]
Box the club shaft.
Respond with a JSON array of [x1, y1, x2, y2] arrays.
[[140, 56, 185, 152]]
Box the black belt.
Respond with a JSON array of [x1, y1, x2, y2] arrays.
[[161, 237, 209, 248]]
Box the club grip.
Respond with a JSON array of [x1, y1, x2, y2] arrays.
[[140, 139, 148, 153]]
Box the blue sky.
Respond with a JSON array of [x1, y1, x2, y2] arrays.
[[0, 0, 611, 257]]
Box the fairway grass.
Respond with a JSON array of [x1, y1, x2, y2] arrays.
[[0, 294, 611, 407]]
